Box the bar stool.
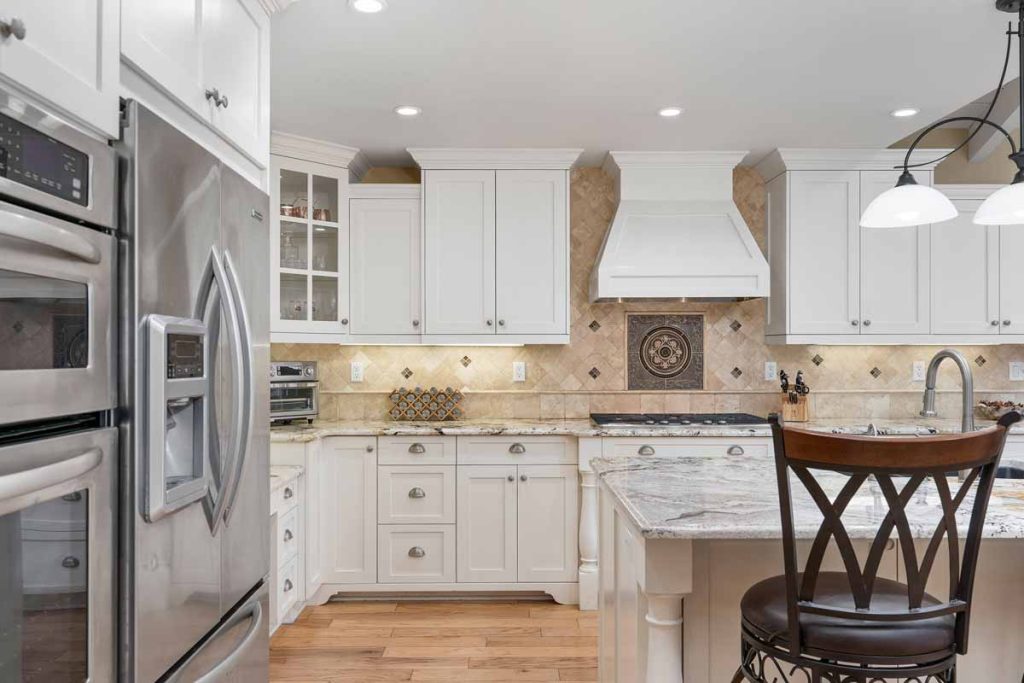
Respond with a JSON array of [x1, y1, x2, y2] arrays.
[[732, 412, 1022, 683]]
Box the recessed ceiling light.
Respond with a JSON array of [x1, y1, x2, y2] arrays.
[[394, 105, 421, 117], [658, 107, 684, 118], [350, 0, 386, 13], [890, 108, 920, 118]]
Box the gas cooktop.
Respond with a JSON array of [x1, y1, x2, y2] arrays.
[[590, 413, 768, 427]]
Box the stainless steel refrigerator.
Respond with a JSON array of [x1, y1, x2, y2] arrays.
[[117, 101, 270, 682]]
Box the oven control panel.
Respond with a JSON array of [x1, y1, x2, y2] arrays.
[[0, 111, 90, 206], [271, 361, 317, 381]]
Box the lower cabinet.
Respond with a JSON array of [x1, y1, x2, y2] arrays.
[[457, 465, 518, 582], [321, 436, 377, 584], [517, 465, 579, 582]]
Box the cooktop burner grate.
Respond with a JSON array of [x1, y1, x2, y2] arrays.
[[590, 412, 768, 427]]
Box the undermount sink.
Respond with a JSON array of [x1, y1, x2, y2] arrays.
[[996, 466, 1024, 480]]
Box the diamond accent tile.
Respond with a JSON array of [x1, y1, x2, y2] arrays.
[[731, 366, 743, 378], [730, 320, 742, 332], [401, 367, 413, 379], [589, 320, 601, 332], [812, 354, 824, 366], [870, 367, 882, 378], [975, 355, 987, 367], [589, 367, 601, 379], [12, 321, 23, 334], [460, 356, 472, 367]]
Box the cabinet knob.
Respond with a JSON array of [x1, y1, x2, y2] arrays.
[[520, 474, 528, 482], [727, 445, 745, 456], [283, 579, 293, 592], [0, 17, 26, 40], [62, 556, 80, 569], [408, 443, 426, 454], [486, 319, 494, 326], [862, 320, 872, 327], [412, 319, 420, 327], [283, 487, 294, 499], [62, 492, 83, 502], [498, 319, 506, 326], [219, 94, 229, 109], [283, 529, 294, 542], [366, 445, 375, 452], [408, 546, 426, 558], [638, 445, 655, 456], [204, 88, 229, 108], [992, 320, 1000, 326], [850, 320, 859, 327], [508, 443, 526, 454], [408, 487, 426, 499], [341, 318, 349, 325], [1004, 320, 1012, 326], [507, 475, 515, 482]]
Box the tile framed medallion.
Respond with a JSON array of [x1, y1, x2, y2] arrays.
[[626, 313, 704, 390]]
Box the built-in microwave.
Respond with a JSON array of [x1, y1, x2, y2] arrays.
[[270, 361, 319, 424]]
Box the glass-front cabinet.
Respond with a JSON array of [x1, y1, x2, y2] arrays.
[[270, 156, 350, 338]]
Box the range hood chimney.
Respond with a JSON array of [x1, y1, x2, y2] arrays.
[[589, 151, 769, 302]]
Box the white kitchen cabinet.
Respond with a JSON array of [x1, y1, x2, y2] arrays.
[[457, 465, 518, 583], [0, 0, 119, 137], [423, 169, 497, 335], [1000, 225, 1024, 334], [931, 199, 1000, 336], [321, 436, 377, 585], [517, 465, 578, 583], [270, 440, 322, 601], [349, 187, 422, 337], [121, 0, 269, 165], [495, 170, 569, 335]]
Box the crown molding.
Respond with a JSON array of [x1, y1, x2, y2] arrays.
[[349, 183, 422, 199], [407, 148, 583, 170], [256, 0, 299, 15], [271, 131, 366, 173], [755, 148, 956, 182]]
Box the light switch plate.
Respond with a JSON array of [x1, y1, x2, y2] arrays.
[[1010, 361, 1024, 382], [350, 361, 365, 383], [763, 361, 777, 381], [512, 361, 527, 383], [913, 361, 927, 382]]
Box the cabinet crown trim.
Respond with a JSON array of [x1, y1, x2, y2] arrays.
[[602, 151, 747, 175], [271, 131, 368, 176], [755, 148, 955, 182], [408, 148, 582, 170], [350, 184, 422, 199]]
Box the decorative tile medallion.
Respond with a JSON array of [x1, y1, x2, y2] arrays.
[[627, 314, 704, 390], [811, 354, 824, 366], [589, 320, 601, 332], [975, 355, 987, 367], [870, 367, 882, 378], [731, 367, 743, 378], [401, 367, 413, 379], [460, 356, 472, 367], [730, 320, 742, 332], [589, 367, 601, 379]]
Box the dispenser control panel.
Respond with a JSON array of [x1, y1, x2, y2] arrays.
[[167, 333, 204, 379]]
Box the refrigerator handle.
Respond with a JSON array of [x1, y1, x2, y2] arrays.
[[166, 598, 263, 683], [0, 447, 101, 503], [195, 246, 246, 535], [218, 249, 254, 523]]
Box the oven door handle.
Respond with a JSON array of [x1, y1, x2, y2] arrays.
[[0, 203, 102, 263], [0, 447, 101, 503]]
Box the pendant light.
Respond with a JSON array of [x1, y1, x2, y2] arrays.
[[861, 0, 1024, 228]]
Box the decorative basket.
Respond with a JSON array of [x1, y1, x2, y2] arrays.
[[389, 386, 464, 421], [975, 401, 1024, 421]]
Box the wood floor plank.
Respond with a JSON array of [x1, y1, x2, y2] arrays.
[[558, 668, 598, 681], [385, 646, 596, 658], [486, 636, 598, 648], [392, 626, 541, 637], [469, 657, 597, 670], [411, 669, 559, 681], [539, 625, 598, 637]]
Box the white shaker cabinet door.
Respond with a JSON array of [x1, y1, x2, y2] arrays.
[[202, 0, 268, 162], [495, 170, 568, 335], [320, 437, 377, 584], [788, 171, 861, 335], [0, 0, 119, 137], [931, 201, 1000, 335], [350, 198, 422, 335], [423, 170, 496, 335], [456, 465, 517, 582], [121, 0, 206, 117], [517, 465, 578, 583], [1000, 225, 1024, 334], [859, 171, 931, 335]]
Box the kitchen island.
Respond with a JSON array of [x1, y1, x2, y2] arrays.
[[593, 453, 1024, 682]]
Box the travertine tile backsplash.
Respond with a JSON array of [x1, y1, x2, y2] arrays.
[[271, 166, 1024, 421]]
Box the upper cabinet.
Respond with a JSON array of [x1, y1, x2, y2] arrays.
[[0, 0, 120, 137], [121, 0, 270, 170]]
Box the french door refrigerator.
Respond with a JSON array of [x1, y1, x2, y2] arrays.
[[117, 101, 270, 682]]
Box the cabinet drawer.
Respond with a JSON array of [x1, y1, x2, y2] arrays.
[[602, 438, 771, 459], [379, 436, 456, 465], [277, 506, 299, 567], [272, 478, 299, 517], [457, 435, 576, 465], [377, 525, 455, 583], [378, 466, 455, 524], [277, 557, 299, 622]]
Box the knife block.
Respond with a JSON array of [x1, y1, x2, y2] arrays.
[[781, 395, 809, 422]]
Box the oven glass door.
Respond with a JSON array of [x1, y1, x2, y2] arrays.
[[270, 382, 317, 419], [0, 199, 114, 425], [0, 427, 115, 682]]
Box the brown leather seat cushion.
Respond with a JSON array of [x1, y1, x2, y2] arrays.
[[741, 572, 955, 660]]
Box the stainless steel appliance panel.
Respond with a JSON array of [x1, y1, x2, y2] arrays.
[[0, 199, 115, 426], [0, 426, 116, 682]]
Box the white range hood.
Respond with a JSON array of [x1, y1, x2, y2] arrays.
[[589, 151, 769, 302]]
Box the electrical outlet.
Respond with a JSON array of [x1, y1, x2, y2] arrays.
[[1011, 362, 1024, 382], [764, 361, 777, 381], [512, 361, 527, 383], [350, 361, 365, 383], [912, 361, 927, 382]]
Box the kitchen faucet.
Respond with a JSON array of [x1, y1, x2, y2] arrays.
[[920, 349, 975, 433]]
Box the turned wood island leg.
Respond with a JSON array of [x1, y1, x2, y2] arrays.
[[579, 469, 599, 610], [645, 593, 685, 683]]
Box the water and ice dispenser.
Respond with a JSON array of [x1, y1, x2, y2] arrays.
[[144, 315, 209, 522]]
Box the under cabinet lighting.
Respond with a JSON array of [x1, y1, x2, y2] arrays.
[[658, 107, 684, 118], [350, 0, 386, 13], [890, 108, 920, 118], [394, 105, 422, 117]]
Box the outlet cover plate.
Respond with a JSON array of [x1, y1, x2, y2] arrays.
[[350, 361, 365, 383], [764, 362, 777, 381], [1011, 361, 1024, 382], [512, 361, 527, 383], [913, 361, 927, 382]]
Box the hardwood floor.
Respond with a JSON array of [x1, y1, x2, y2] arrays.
[[270, 600, 598, 682]]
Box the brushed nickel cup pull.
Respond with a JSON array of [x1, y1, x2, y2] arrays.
[[638, 445, 655, 456], [283, 487, 294, 499], [283, 579, 293, 592], [62, 556, 80, 569], [283, 529, 294, 542], [408, 546, 426, 558], [408, 443, 426, 454], [408, 487, 426, 499], [727, 445, 745, 456], [0, 18, 26, 40], [508, 443, 526, 454]]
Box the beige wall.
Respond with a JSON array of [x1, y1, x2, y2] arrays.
[[273, 166, 1024, 422], [893, 126, 1022, 185]]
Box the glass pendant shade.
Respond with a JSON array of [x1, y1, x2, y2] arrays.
[[973, 182, 1024, 225], [860, 183, 958, 228]]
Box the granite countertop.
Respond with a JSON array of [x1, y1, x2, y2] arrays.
[[270, 417, 1020, 442], [592, 453, 1024, 540], [270, 465, 303, 493]]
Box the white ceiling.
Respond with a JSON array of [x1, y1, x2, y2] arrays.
[[270, 0, 1017, 167]]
